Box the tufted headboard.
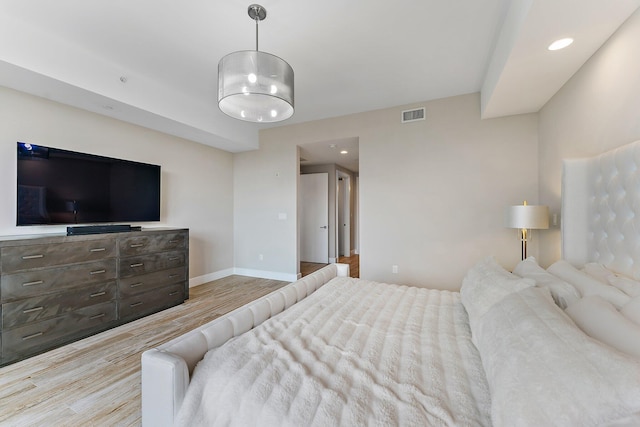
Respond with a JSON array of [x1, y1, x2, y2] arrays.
[[562, 140, 640, 279]]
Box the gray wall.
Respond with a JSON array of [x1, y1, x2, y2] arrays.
[[538, 8, 640, 267], [235, 93, 539, 289], [0, 86, 235, 284], [17, 4, 637, 288]]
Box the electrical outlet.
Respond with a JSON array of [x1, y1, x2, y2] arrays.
[[392, 265, 398, 274], [259, 254, 264, 261]]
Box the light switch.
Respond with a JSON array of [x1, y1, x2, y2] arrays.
[[278, 213, 287, 220]]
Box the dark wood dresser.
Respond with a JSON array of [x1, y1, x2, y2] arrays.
[[0, 228, 188, 366]]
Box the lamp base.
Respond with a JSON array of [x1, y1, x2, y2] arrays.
[[520, 228, 529, 260]]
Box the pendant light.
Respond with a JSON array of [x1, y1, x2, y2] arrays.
[[218, 4, 294, 123]]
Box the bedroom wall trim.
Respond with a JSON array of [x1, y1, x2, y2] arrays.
[[190, 268, 300, 289], [232, 268, 299, 282], [189, 268, 235, 288]]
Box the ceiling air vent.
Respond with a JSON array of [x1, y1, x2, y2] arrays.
[[401, 107, 425, 123]]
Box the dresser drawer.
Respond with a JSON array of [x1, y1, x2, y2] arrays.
[[1, 239, 116, 273], [2, 301, 117, 361], [119, 251, 186, 278], [1, 259, 117, 302], [118, 266, 186, 297], [119, 283, 184, 321], [2, 282, 116, 329], [119, 231, 187, 257], [0, 228, 189, 366]]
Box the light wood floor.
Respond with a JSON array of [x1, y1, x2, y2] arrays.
[[300, 254, 360, 278], [338, 254, 360, 278], [0, 275, 288, 426]]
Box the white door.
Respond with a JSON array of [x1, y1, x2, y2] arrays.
[[301, 173, 329, 263]]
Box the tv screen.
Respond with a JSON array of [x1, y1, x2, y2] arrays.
[[17, 142, 161, 226]]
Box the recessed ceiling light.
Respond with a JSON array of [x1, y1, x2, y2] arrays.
[[340, 150, 348, 154], [548, 38, 574, 51]]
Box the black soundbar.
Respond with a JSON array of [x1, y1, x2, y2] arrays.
[[66, 225, 142, 236]]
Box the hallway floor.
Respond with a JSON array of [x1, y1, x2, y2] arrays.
[[300, 254, 359, 278]]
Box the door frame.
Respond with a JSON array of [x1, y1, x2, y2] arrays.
[[336, 170, 351, 258]]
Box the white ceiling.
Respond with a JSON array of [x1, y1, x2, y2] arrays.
[[300, 137, 360, 173], [1, 0, 639, 161]]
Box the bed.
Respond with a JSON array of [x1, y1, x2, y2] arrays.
[[141, 141, 640, 426]]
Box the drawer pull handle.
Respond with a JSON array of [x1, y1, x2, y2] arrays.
[[90, 269, 106, 275], [23, 332, 44, 341], [22, 280, 44, 287], [169, 257, 181, 261], [23, 306, 44, 314], [22, 254, 44, 260], [168, 274, 180, 279], [169, 291, 179, 296], [90, 313, 106, 320], [130, 282, 144, 288], [130, 243, 144, 248], [130, 263, 144, 268], [130, 301, 143, 308], [90, 248, 106, 252], [90, 291, 107, 298], [169, 240, 179, 244]]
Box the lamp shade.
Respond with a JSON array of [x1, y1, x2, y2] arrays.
[[505, 204, 549, 229], [218, 50, 294, 123]]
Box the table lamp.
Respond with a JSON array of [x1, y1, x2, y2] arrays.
[[505, 201, 549, 260]]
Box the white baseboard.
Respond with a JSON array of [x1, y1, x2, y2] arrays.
[[189, 268, 234, 288], [189, 267, 302, 288], [232, 268, 298, 282]]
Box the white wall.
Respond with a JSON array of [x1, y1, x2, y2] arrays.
[[0, 86, 235, 283], [233, 136, 299, 281], [538, 8, 640, 267], [361, 94, 538, 288], [235, 93, 539, 289]]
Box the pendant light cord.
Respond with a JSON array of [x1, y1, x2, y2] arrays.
[[254, 6, 260, 51]]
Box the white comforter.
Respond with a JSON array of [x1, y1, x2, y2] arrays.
[[461, 256, 640, 426], [176, 277, 491, 426]]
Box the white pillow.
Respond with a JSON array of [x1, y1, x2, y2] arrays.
[[583, 262, 617, 284], [472, 286, 640, 426], [608, 275, 640, 297], [547, 260, 630, 309], [621, 296, 640, 327], [513, 257, 581, 309], [565, 296, 640, 359], [460, 256, 534, 334]]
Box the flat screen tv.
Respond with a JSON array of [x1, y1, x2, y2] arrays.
[[17, 142, 161, 226]]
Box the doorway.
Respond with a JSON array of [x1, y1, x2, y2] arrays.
[[298, 138, 359, 277]]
